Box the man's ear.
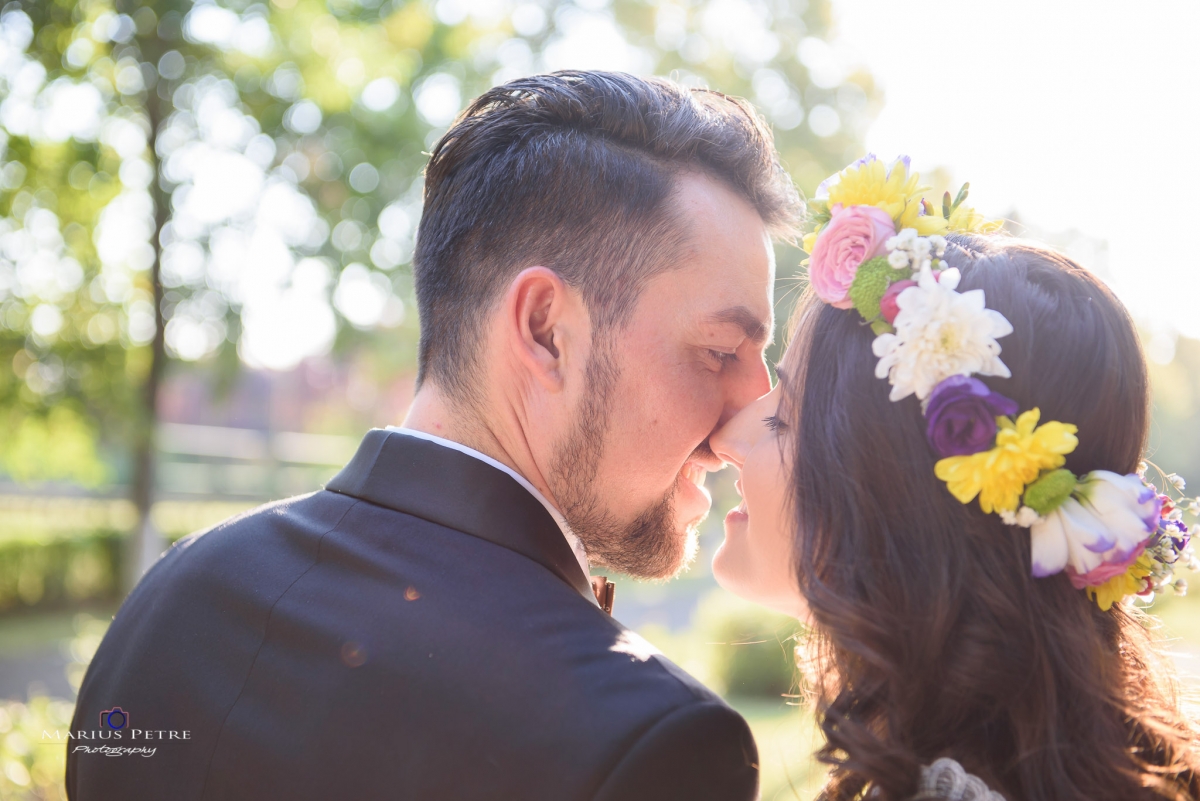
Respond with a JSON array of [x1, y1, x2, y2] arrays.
[[505, 267, 578, 392]]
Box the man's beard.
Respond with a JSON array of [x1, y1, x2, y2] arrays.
[[547, 337, 701, 580]]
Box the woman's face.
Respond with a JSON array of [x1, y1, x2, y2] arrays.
[[709, 342, 807, 619]]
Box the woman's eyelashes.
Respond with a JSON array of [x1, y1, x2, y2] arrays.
[[763, 415, 786, 432]]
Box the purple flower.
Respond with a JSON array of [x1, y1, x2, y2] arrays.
[[924, 376, 1019, 457]]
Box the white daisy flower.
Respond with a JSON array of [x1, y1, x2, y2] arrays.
[[870, 267, 1014, 402]]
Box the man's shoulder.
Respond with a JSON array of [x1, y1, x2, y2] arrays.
[[76, 489, 759, 799], [171, 488, 357, 552], [156, 487, 730, 710]]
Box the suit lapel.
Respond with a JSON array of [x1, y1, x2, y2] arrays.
[[326, 429, 593, 600]]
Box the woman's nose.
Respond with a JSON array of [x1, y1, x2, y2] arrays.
[[710, 428, 743, 471], [711, 383, 778, 469]]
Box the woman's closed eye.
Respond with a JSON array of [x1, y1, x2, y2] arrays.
[[763, 415, 786, 432]]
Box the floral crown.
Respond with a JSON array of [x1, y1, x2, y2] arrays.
[[804, 154, 1196, 611]]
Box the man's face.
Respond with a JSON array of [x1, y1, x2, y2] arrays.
[[550, 173, 775, 579]]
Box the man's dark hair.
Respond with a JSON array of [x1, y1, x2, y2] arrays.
[[413, 70, 801, 404]]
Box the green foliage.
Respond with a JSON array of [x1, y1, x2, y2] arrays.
[[0, 532, 122, 614], [806, 200, 832, 229], [0, 0, 876, 486], [0, 406, 107, 485], [1023, 468, 1077, 516], [847, 256, 910, 322], [869, 318, 894, 336], [0, 612, 109, 799], [1147, 335, 1200, 491], [0, 695, 73, 800], [637, 590, 803, 699], [0, 498, 258, 614]]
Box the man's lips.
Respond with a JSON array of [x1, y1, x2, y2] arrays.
[[678, 461, 714, 526], [681, 461, 708, 488]]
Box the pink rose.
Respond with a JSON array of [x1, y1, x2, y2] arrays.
[[808, 205, 895, 309]]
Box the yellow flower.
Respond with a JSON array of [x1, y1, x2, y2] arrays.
[[947, 203, 1003, 234], [1086, 555, 1153, 611], [822, 156, 928, 226], [802, 230, 819, 255], [935, 409, 1079, 514], [896, 200, 949, 236]]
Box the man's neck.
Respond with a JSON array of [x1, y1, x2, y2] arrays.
[[402, 384, 559, 509]]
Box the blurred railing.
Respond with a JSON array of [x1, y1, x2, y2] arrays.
[[154, 423, 358, 501], [2, 424, 359, 507], [0, 425, 361, 613]]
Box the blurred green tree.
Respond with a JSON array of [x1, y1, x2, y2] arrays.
[[0, 0, 874, 588]]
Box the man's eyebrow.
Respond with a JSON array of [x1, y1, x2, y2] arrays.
[[705, 306, 772, 345]]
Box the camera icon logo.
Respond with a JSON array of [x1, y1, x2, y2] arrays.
[[100, 707, 129, 730]]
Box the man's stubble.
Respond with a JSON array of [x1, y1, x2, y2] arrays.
[[547, 336, 701, 580]]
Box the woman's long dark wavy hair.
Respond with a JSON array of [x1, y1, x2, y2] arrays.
[[783, 234, 1200, 800]]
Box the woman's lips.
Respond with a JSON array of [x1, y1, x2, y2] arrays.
[[729, 476, 747, 521]]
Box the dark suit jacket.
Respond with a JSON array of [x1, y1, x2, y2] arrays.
[[67, 429, 759, 800]]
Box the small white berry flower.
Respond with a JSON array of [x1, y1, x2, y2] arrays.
[[1016, 506, 1043, 527]]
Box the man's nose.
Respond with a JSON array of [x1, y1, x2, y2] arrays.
[[725, 357, 772, 422]]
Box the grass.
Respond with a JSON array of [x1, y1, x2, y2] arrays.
[[732, 698, 826, 800]]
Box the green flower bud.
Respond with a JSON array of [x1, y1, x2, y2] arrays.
[[848, 257, 912, 322], [1023, 468, 1078, 516]]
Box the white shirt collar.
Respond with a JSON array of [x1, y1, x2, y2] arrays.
[[386, 427, 595, 603]]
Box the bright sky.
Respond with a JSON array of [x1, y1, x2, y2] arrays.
[[828, 0, 1200, 357], [4, 1, 1197, 371]]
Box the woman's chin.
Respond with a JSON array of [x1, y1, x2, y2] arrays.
[[713, 514, 807, 619], [711, 524, 748, 594]]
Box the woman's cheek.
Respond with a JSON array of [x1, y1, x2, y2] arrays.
[[743, 439, 789, 538]]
